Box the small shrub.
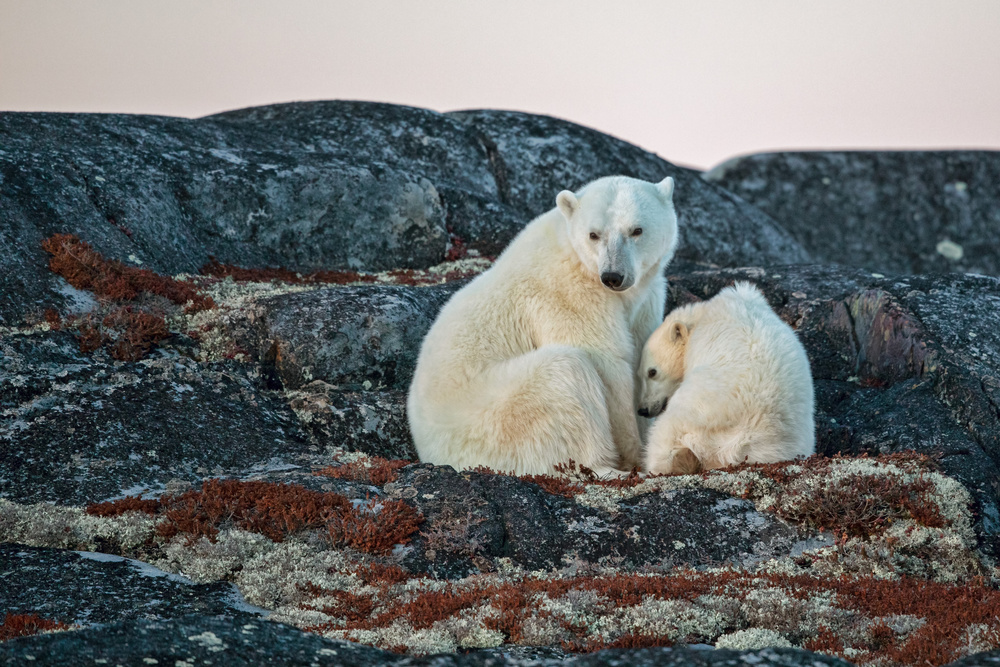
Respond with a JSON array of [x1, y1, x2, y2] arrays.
[[0, 613, 69, 641], [314, 457, 412, 486]]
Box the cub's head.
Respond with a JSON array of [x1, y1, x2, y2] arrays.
[[637, 316, 689, 417], [556, 176, 678, 292]]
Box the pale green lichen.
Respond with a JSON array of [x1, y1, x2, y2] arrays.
[[715, 627, 793, 649], [0, 499, 155, 553], [155, 529, 276, 584]]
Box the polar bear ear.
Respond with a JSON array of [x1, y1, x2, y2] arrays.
[[556, 190, 579, 220], [656, 176, 675, 203], [670, 321, 689, 343]]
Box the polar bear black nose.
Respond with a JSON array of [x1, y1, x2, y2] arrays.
[[601, 272, 624, 289]]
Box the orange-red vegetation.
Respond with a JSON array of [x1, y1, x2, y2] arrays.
[[200, 259, 377, 285], [84, 479, 423, 555], [731, 453, 947, 537], [155, 479, 351, 543], [518, 474, 585, 498], [314, 457, 412, 486], [42, 234, 214, 311], [86, 495, 161, 517], [355, 562, 419, 587], [43, 308, 62, 330], [564, 632, 675, 652], [327, 499, 424, 555], [307, 568, 1000, 665], [445, 235, 468, 262], [76, 306, 171, 361], [0, 613, 69, 641]]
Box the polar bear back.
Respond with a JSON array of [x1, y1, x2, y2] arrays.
[[671, 283, 815, 466]]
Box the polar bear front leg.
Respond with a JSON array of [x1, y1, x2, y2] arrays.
[[645, 417, 703, 474], [592, 355, 643, 470]]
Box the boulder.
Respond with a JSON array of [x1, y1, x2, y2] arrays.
[[0, 102, 807, 325], [703, 151, 1000, 275], [0, 331, 317, 506], [0, 543, 260, 625], [451, 109, 809, 268]]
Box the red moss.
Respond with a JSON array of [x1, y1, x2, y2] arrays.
[[314, 457, 412, 486], [86, 495, 161, 517], [0, 613, 69, 641], [519, 474, 585, 498], [445, 234, 468, 262], [42, 234, 214, 311], [355, 562, 418, 587], [84, 479, 424, 555], [154, 479, 352, 543], [43, 308, 62, 330], [732, 453, 948, 538], [564, 632, 674, 652], [327, 499, 424, 555], [74, 306, 171, 361], [803, 627, 846, 656]]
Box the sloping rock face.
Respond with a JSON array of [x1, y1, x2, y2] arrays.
[[0, 614, 854, 667], [703, 151, 1000, 275], [4, 104, 1000, 666], [0, 101, 805, 325]]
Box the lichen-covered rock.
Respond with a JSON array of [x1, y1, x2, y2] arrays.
[[703, 151, 1000, 275], [0, 331, 317, 505], [0, 544, 260, 626], [1, 102, 810, 325], [387, 464, 817, 579], [451, 109, 810, 268], [0, 614, 856, 666], [246, 282, 465, 392]]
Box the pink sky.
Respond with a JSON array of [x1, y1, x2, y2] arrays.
[[2, 0, 998, 169]]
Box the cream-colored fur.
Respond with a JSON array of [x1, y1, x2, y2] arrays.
[[408, 175, 679, 475], [638, 282, 815, 474]]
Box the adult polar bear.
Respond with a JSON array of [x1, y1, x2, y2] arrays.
[[408, 175, 679, 474]]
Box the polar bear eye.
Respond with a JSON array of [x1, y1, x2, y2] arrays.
[[632, 228, 643, 237], [647, 368, 657, 378], [589, 232, 599, 241]]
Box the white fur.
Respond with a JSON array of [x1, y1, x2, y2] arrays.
[[638, 282, 815, 473], [408, 175, 679, 475]]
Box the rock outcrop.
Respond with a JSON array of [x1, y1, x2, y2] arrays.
[[0, 102, 806, 325], [703, 151, 1000, 275], [3, 102, 1000, 666]]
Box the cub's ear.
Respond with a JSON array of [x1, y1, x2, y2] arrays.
[[656, 176, 675, 203], [556, 190, 579, 220], [670, 321, 689, 343]]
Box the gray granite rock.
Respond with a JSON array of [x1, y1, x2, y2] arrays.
[[703, 151, 1000, 275], [0, 544, 260, 626], [0, 331, 316, 505], [451, 109, 810, 268], [0, 102, 808, 326], [0, 614, 856, 666], [387, 464, 822, 580], [248, 282, 465, 393]]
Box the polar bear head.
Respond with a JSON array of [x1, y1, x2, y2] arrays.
[[556, 176, 678, 292], [637, 315, 690, 417]]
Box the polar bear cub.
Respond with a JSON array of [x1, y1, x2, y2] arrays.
[[638, 282, 815, 474], [408, 175, 679, 475]]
